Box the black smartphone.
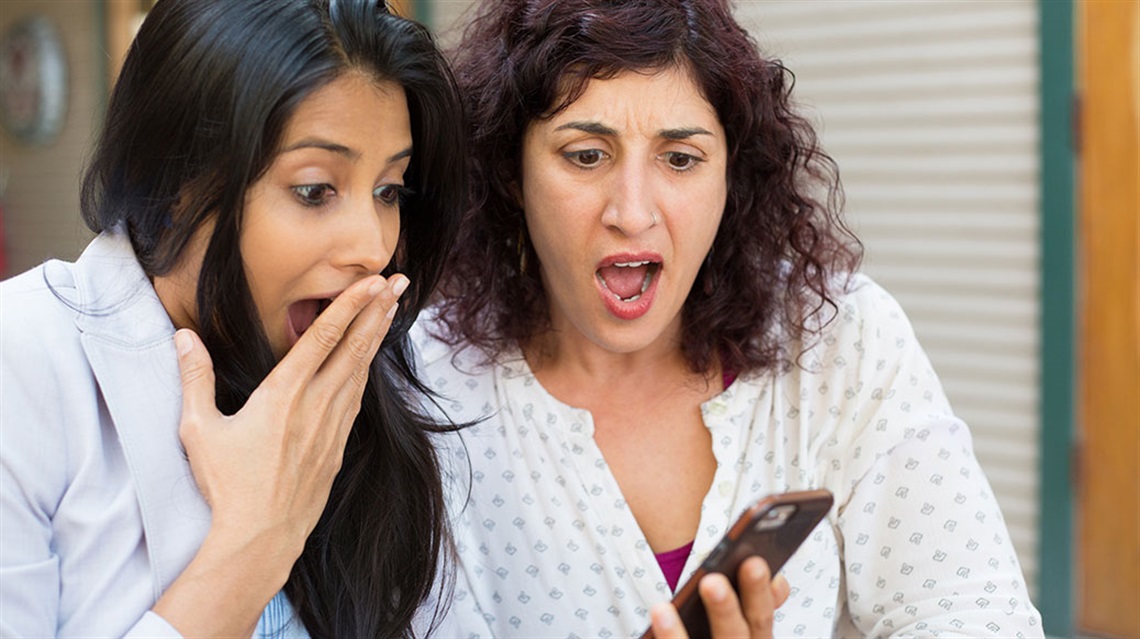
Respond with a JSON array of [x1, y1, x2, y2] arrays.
[[641, 489, 834, 639]]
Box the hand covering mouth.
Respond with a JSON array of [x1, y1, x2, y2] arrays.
[[287, 297, 333, 338], [596, 260, 660, 302]]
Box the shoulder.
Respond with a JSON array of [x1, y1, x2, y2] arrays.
[[1, 258, 95, 411], [791, 273, 924, 377], [410, 308, 501, 421], [1, 261, 85, 369], [410, 308, 497, 382], [409, 308, 458, 369], [1, 263, 90, 513], [824, 273, 914, 343], [1, 260, 79, 321]]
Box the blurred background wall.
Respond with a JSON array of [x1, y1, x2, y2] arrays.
[[0, 1, 1134, 636], [0, 1, 102, 277]]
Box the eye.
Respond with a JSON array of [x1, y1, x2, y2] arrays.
[[374, 184, 408, 207], [662, 152, 702, 172], [564, 149, 607, 168], [292, 183, 335, 207]]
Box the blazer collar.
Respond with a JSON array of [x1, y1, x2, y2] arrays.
[[59, 230, 212, 598]]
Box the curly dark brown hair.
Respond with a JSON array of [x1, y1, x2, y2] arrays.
[[433, 0, 862, 376]]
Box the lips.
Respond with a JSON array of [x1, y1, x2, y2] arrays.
[[595, 253, 662, 320], [286, 297, 334, 345]]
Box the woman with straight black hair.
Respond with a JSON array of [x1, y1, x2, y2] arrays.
[[0, 0, 464, 636]]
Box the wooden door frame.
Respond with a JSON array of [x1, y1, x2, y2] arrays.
[[1074, 1, 1140, 635], [1037, 0, 1076, 636]]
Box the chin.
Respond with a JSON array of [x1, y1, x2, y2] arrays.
[[591, 325, 668, 355]]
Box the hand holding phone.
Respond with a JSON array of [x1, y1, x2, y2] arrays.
[[641, 489, 834, 639]]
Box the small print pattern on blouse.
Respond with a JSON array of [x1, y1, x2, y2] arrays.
[[413, 274, 1043, 638]]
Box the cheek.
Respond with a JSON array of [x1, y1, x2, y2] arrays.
[[525, 204, 581, 274], [690, 179, 727, 243], [385, 212, 401, 254], [524, 177, 598, 248]]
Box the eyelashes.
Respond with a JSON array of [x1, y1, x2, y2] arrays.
[[292, 183, 335, 207], [290, 183, 411, 208], [374, 184, 412, 206], [561, 149, 705, 173]]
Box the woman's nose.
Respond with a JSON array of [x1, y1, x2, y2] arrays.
[[600, 160, 659, 236], [338, 197, 398, 273]]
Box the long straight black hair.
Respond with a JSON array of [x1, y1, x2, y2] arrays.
[[80, 0, 465, 636]]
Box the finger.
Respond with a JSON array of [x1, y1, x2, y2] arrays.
[[772, 574, 791, 608], [267, 275, 388, 385], [334, 297, 401, 438], [316, 274, 407, 391], [737, 557, 777, 638], [174, 328, 218, 425], [699, 573, 749, 638], [648, 602, 689, 639], [320, 276, 408, 457]]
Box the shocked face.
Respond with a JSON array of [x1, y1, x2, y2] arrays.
[[240, 73, 412, 359], [519, 66, 728, 357]]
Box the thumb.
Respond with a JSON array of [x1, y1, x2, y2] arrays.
[[174, 328, 218, 423]]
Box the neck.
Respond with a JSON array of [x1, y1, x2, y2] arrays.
[[523, 319, 721, 409], [152, 220, 213, 334], [153, 269, 199, 333]]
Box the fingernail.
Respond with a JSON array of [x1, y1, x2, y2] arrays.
[[368, 277, 385, 297], [174, 330, 193, 356], [391, 275, 410, 297], [714, 583, 729, 602], [386, 302, 399, 319], [704, 578, 728, 602], [751, 558, 770, 581]]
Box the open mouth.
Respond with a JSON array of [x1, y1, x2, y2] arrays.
[[287, 297, 334, 341], [596, 260, 661, 303]]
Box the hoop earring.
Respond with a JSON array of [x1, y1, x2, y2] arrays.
[[517, 227, 529, 276]]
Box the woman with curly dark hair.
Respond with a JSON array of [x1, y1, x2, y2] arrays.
[[413, 0, 1043, 637]]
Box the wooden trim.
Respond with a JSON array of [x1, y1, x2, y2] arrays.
[[1037, 0, 1076, 636], [104, 0, 136, 89], [388, 0, 414, 19], [1076, 0, 1140, 635]]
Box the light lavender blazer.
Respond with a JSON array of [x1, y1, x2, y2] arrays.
[[1, 231, 206, 637]]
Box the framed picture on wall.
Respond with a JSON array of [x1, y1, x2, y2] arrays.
[[0, 15, 68, 146]]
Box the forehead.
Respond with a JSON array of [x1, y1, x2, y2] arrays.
[[282, 74, 410, 141], [543, 66, 720, 132]]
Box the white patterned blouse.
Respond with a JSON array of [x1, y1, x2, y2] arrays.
[[411, 274, 1043, 639]]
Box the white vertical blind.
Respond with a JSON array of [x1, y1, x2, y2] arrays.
[[737, 0, 1041, 594], [429, 0, 1042, 597]]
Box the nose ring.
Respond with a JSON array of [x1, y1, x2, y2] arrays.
[[650, 210, 660, 226]]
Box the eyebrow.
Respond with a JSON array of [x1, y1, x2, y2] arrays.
[[387, 146, 413, 163], [281, 139, 413, 164], [553, 121, 714, 141], [554, 121, 618, 136], [659, 127, 714, 140]]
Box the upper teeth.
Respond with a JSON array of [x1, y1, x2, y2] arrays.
[[613, 261, 650, 268]]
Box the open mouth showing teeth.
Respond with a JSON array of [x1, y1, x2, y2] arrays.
[[596, 260, 660, 302], [288, 297, 334, 339]]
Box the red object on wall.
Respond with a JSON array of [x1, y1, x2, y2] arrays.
[[0, 202, 8, 277]]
